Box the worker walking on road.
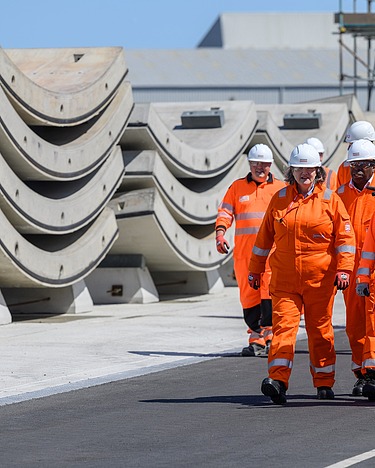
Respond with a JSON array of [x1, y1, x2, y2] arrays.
[[355, 205, 375, 401], [215, 144, 285, 357], [337, 139, 375, 396], [248, 143, 356, 404], [337, 120, 375, 187], [305, 137, 337, 190]]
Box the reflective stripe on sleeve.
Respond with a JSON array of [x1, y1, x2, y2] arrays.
[[268, 358, 293, 370], [219, 202, 233, 213], [235, 227, 259, 236], [252, 245, 271, 257], [335, 245, 356, 254], [310, 363, 335, 374], [235, 212, 265, 220], [357, 267, 371, 276], [362, 251, 375, 260]]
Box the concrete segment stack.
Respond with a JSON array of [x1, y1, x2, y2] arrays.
[[0, 47, 133, 321], [0, 45, 363, 316]]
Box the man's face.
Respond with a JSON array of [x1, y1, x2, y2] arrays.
[[249, 161, 272, 183], [349, 160, 375, 186]]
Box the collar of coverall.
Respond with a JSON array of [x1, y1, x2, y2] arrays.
[[247, 172, 274, 185], [291, 180, 324, 197]]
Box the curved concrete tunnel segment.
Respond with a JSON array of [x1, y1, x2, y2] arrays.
[[0, 146, 124, 234], [120, 101, 257, 178], [109, 188, 234, 272], [0, 47, 128, 126], [0, 80, 133, 180]]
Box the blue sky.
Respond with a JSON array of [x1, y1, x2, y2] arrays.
[[0, 0, 360, 49]]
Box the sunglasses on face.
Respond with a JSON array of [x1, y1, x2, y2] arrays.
[[349, 161, 374, 169]]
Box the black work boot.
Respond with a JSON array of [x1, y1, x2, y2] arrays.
[[317, 386, 335, 400], [261, 377, 287, 405], [362, 369, 375, 401], [352, 370, 366, 397]]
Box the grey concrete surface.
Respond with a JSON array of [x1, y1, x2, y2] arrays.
[[0, 286, 346, 407]]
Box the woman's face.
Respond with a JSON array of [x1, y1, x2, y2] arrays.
[[292, 166, 317, 191], [249, 161, 272, 183]]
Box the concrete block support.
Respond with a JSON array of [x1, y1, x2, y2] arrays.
[[86, 267, 159, 304], [0, 290, 12, 325], [85, 254, 159, 304], [2, 280, 93, 316]]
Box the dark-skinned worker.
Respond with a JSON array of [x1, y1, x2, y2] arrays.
[[305, 137, 337, 190], [337, 139, 375, 397], [337, 120, 375, 187], [248, 143, 356, 405], [215, 144, 285, 357]]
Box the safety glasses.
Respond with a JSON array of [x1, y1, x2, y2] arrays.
[[349, 161, 374, 169]]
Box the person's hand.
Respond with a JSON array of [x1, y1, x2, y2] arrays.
[[248, 272, 260, 290], [334, 271, 350, 290], [216, 232, 229, 254], [356, 282, 370, 297]]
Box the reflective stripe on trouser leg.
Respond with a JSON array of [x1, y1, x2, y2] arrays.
[[247, 329, 266, 346], [267, 290, 302, 389], [304, 285, 336, 388], [261, 326, 273, 343]]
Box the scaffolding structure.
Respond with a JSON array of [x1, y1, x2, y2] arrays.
[[335, 0, 375, 110]]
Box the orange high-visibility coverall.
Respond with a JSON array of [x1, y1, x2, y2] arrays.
[[337, 180, 375, 372], [216, 173, 285, 309], [249, 183, 356, 389], [323, 165, 338, 191], [337, 162, 351, 187], [356, 212, 375, 372]]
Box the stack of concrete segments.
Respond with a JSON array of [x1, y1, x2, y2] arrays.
[[93, 96, 360, 304], [85, 101, 257, 303], [0, 47, 133, 321]]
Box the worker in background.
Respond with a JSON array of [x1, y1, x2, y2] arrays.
[[337, 139, 375, 397], [355, 203, 375, 401], [215, 144, 285, 357], [305, 137, 337, 190], [337, 120, 375, 187], [248, 143, 356, 405]]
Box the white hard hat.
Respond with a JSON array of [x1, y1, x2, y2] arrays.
[[347, 139, 375, 161], [247, 144, 273, 163], [305, 137, 325, 154], [345, 121, 375, 142], [289, 144, 321, 167]]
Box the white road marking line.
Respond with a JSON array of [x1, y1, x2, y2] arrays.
[[325, 449, 375, 467]]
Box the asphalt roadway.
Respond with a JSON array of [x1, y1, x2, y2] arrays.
[[0, 287, 374, 467]]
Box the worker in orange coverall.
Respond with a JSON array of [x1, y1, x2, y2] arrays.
[[337, 139, 375, 397], [248, 143, 356, 405], [305, 137, 337, 190], [337, 120, 375, 187], [215, 144, 285, 357], [355, 206, 375, 401]]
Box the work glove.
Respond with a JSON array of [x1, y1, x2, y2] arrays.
[[215, 232, 230, 254], [248, 272, 261, 290], [334, 271, 350, 290], [356, 282, 370, 297]]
